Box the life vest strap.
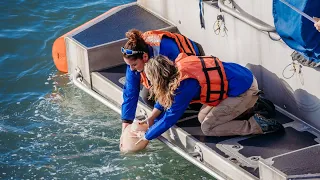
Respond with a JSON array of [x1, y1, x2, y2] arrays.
[[171, 34, 196, 55], [204, 67, 220, 71], [213, 57, 225, 101], [199, 56, 225, 103], [210, 90, 226, 94], [181, 35, 195, 55]]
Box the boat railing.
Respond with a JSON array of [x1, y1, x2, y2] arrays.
[[217, 0, 276, 32]]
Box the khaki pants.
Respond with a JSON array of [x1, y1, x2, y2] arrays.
[[198, 78, 263, 136]]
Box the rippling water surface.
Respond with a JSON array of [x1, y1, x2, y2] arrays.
[[0, 0, 214, 179]]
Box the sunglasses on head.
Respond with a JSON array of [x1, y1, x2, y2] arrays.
[[121, 47, 145, 55]]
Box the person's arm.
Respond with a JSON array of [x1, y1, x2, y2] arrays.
[[121, 65, 141, 131], [159, 37, 180, 61], [145, 79, 201, 140], [138, 101, 164, 127], [190, 40, 201, 56], [143, 108, 162, 127], [314, 17, 320, 32], [160, 37, 201, 60]]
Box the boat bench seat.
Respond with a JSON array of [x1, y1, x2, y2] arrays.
[[68, 4, 177, 85]]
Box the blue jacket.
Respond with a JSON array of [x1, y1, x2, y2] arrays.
[[121, 37, 200, 121], [145, 62, 254, 140]]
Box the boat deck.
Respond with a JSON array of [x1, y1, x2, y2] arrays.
[[97, 64, 320, 179], [65, 2, 320, 179]]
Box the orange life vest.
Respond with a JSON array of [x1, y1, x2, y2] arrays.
[[143, 30, 197, 56], [140, 72, 150, 89], [141, 31, 198, 88], [175, 53, 228, 106]]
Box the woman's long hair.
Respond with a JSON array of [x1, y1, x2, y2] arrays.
[[144, 55, 180, 109], [123, 29, 148, 60]]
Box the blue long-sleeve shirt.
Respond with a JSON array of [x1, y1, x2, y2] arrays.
[[145, 79, 201, 140], [145, 62, 254, 140], [121, 37, 200, 121]]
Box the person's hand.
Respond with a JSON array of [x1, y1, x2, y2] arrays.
[[130, 130, 145, 138], [137, 117, 154, 127], [314, 17, 320, 32], [137, 117, 148, 124], [130, 131, 148, 145], [135, 136, 148, 145], [119, 132, 124, 149], [122, 122, 131, 132]]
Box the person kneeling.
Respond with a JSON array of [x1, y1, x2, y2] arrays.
[[136, 54, 284, 143]]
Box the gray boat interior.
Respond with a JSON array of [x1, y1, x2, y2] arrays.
[[65, 2, 320, 180]]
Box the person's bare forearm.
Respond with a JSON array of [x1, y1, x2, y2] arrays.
[[314, 17, 320, 32], [122, 122, 131, 132], [145, 108, 162, 127]]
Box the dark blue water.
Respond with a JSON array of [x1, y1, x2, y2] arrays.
[[0, 1, 213, 179]]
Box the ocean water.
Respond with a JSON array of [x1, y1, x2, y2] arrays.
[[0, 0, 214, 179]]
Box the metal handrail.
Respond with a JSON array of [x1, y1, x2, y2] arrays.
[[218, 0, 276, 32]]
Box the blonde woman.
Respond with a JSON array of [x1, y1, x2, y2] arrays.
[[135, 54, 283, 143]]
